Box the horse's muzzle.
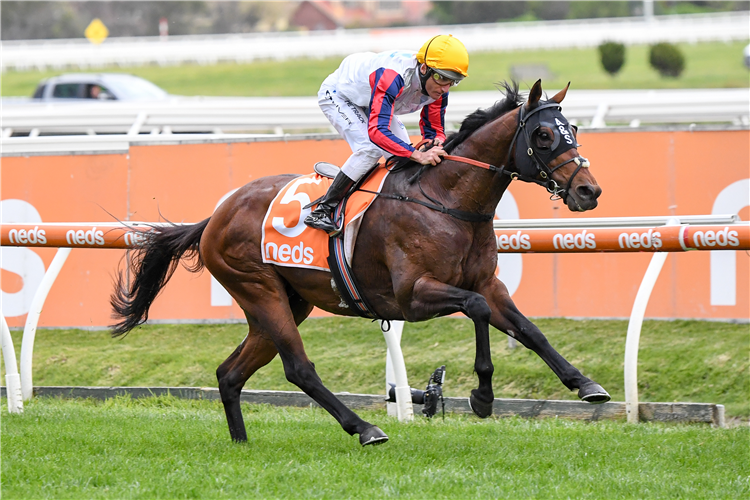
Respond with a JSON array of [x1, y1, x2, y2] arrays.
[[566, 182, 602, 212]]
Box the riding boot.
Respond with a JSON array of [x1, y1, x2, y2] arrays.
[[304, 171, 356, 235]]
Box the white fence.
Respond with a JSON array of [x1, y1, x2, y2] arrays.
[[2, 12, 748, 71], [2, 88, 748, 141]]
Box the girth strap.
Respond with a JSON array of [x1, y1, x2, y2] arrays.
[[326, 203, 380, 319]]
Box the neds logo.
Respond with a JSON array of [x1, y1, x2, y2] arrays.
[[66, 227, 105, 246], [8, 226, 47, 245], [265, 241, 314, 265], [553, 230, 596, 250], [496, 231, 531, 250], [692, 227, 740, 248], [618, 229, 662, 250]]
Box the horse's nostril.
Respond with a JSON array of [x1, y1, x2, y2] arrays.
[[575, 185, 596, 200]]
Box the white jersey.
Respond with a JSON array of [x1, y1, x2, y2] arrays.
[[320, 50, 449, 159], [322, 50, 436, 115]]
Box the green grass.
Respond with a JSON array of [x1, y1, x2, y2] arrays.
[[4, 318, 749, 417], [2, 40, 747, 97], [2, 396, 748, 499]]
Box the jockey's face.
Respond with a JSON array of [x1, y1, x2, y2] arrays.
[[420, 64, 452, 100]]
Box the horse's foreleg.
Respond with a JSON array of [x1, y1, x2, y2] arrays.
[[403, 277, 495, 417], [479, 278, 610, 403]]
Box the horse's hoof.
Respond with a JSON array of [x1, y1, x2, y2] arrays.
[[578, 382, 611, 404], [469, 390, 493, 418], [359, 425, 388, 446]]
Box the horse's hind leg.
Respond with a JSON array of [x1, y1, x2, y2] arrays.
[[217, 323, 278, 442], [216, 293, 314, 442], [223, 281, 387, 446], [479, 278, 611, 403]]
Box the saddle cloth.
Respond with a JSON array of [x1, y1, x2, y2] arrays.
[[261, 166, 390, 271]]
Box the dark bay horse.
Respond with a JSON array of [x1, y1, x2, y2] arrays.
[[111, 80, 609, 446]]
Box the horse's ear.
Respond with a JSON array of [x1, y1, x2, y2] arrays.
[[551, 82, 571, 104], [526, 79, 543, 109]]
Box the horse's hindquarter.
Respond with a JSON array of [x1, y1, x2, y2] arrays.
[[202, 175, 293, 280], [201, 174, 348, 316]]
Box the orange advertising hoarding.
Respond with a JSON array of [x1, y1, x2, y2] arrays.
[[1, 129, 748, 327]]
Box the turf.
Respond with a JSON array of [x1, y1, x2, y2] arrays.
[[4, 317, 748, 418], [2, 396, 748, 499], [2, 40, 747, 97]]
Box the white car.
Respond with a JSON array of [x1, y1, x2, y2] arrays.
[[31, 73, 169, 101]]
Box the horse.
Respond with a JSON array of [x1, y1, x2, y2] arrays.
[[111, 80, 608, 447]]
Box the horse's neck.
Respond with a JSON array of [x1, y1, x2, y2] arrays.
[[435, 112, 517, 215]]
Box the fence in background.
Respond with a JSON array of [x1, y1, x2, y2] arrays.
[[2, 89, 748, 140], [2, 12, 747, 71]]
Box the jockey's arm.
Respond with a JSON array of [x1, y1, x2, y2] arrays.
[[367, 69, 445, 166], [419, 94, 448, 146], [367, 69, 416, 158]]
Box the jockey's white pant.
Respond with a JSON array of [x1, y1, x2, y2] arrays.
[[318, 86, 411, 181]]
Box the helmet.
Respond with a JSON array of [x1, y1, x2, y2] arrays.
[[416, 34, 469, 82]]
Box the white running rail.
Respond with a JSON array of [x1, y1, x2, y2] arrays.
[[2, 89, 748, 140]]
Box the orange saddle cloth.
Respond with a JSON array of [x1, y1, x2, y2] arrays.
[[261, 166, 391, 271]]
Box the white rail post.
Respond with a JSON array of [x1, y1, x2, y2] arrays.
[[624, 217, 680, 423], [20, 247, 72, 401], [1, 316, 24, 413], [381, 320, 413, 422]]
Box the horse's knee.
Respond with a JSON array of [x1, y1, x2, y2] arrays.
[[465, 294, 491, 322]]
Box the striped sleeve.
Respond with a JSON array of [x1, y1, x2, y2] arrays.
[[420, 93, 448, 142], [367, 68, 416, 157]]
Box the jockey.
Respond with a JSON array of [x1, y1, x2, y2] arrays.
[[304, 34, 470, 235]]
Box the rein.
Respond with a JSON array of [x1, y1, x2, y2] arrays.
[[357, 101, 590, 223]]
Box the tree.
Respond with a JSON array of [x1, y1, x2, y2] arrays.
[[598, 41, 626, 76]]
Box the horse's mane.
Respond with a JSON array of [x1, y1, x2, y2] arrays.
[[443, 80, 522, 153]]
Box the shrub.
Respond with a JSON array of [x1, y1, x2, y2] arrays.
[[598, 41, 626, 76], [649, 42, 685, 77]]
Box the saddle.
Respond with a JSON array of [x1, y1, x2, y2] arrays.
[[313, 161, 340, 179], [313, 161, 381, 318]]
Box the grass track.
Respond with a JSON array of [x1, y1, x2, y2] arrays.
[[2, 41, 747, 97], [4, 318, 748, 418], [2, 396, 748, 499]]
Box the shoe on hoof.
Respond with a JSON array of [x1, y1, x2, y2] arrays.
[[469, 390, 493, 418], [578, 382, 611, 404], [359, 426, 389, 446]]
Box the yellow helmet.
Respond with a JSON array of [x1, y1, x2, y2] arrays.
[[416, 34, 469, 82]]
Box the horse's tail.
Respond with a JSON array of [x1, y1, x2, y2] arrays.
[[110, 218, 211, 337]]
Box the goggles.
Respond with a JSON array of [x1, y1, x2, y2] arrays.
[[431, 70, 459, 87]]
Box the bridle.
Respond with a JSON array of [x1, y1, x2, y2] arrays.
[[443, 100, 590, 202]]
